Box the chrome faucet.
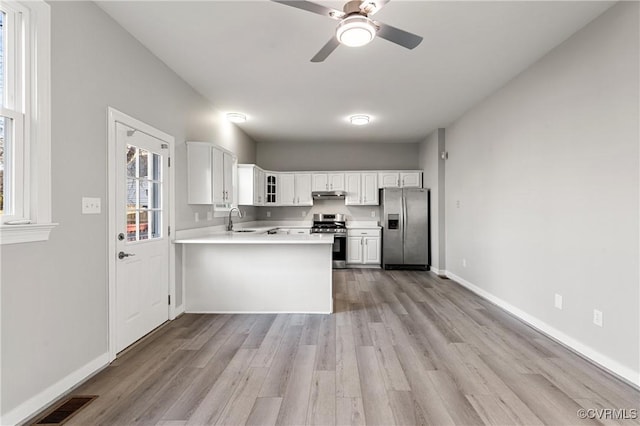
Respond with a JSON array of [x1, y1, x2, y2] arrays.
[[227, 207, 243, 231]]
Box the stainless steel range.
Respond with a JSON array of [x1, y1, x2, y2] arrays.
[[311, 213, 347, 268]]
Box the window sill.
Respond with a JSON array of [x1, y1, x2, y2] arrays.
[[0, 223, 58, 245]]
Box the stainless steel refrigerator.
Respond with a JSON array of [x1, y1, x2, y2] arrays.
[[381, 188, 430, 270]]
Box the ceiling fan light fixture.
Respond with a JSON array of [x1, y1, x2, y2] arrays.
[[336, 15, 376, 47], [226, 112, 247, 123], [350, 114, 370, 125]]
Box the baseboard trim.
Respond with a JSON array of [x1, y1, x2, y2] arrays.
[[175, 302, 186, 316], [429, 266, 443, 275], [445, 271, 640, 389], [1, 352, 109, 426]]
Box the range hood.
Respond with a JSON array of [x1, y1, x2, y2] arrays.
[[312, 190, 346, 200]]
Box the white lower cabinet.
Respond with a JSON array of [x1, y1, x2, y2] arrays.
[[347, 229, 381, 266]]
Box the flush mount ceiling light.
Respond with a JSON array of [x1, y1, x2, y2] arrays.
[[335, 15, 377, 47], [350, 114, 370, 125], [226, 112, 247, 123]]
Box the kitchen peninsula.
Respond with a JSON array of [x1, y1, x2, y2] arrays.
[[175, 227, 334, 314]]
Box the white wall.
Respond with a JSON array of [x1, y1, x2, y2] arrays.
[[0, 2, 257, 422], [257, 141, 420, 171], [419, 129, 446, 272], [445, 2, 639, 383]]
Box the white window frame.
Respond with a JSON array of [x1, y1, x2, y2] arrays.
[[0, 0, 55, 245]]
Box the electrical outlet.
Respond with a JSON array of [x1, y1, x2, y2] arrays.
[[554, 294, 563, 310], [81, 197, 101, 214], [266, 211, 271, 218], [593, 309, 603, 327], [462, 258, 467, 268], [195, 212, 200, 222], [371, 210, 376, 217], [456, 200, 461, 208], [301, 211, 306, 217], [206, 211, 212, 221]]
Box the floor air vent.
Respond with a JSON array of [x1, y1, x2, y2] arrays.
[[32, 395, 97, 425]]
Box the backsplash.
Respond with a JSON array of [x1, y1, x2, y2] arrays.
[[254, 199, 380, 223]]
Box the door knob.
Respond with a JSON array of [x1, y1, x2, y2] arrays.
[[118, 251, 135, 260]]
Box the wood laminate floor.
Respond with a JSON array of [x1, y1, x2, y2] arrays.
[[62, 270, 639, 425]]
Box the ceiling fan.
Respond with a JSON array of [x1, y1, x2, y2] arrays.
[[272, 0, 423, 62]]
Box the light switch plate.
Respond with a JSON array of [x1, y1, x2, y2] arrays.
[[554, 294, 563, 310], [82, 197, 101, 214]]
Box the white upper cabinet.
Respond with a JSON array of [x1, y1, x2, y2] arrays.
[[238, 164, 265, 206], [278, 173, 313, 206], [187, 142, 236, 205], [345, 173, 361, 205], [328, 173, 345, 191], [187, 142, 213, 204], [400, 172, 422, 188], [295, 173, 313, 205], [345, 172, 379, 205], [312, 173, 344, 191], [265, 173, 278, 205], [361, 172, 379, 204], [312, 173, 328, 191], [278, 173, 296, 205], [212, 149, 234, 204], [378, 171, 422, 188]]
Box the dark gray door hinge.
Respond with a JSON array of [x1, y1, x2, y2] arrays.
[[168, 294, 171, 305]]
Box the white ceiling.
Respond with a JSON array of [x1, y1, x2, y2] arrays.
[[96, 1, 613, 144]]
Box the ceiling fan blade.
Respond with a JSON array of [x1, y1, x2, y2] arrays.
[[376, 21, 423, 49], [361, 0, 390, 16], [311, 37, 340, 62], [271, 1, 344, 20]]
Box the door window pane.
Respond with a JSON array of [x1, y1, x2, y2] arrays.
[[126, 145, 136, 178], [139, 210, 148, 240], [127, 211, 137, 242], [127, 178, 137, 209], [138, 149, 148, 178], [151, 182, 161, 209], [139, 179, 149, 209], [151, 210, 161, 239], [125, 143, 163, 242], [152, 153, 161, 181]]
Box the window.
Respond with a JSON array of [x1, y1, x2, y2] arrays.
[[0, 1, 53, 245], [126, 145, 163, 242], [1, 4, 26, 220]]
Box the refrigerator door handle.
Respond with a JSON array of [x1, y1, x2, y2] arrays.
[[402, 194, 407, 259]]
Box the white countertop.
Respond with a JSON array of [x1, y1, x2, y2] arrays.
[[175, 230, 334, 245]]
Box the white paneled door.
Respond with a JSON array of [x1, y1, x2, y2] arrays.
[[115, 122, 170, 352]]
